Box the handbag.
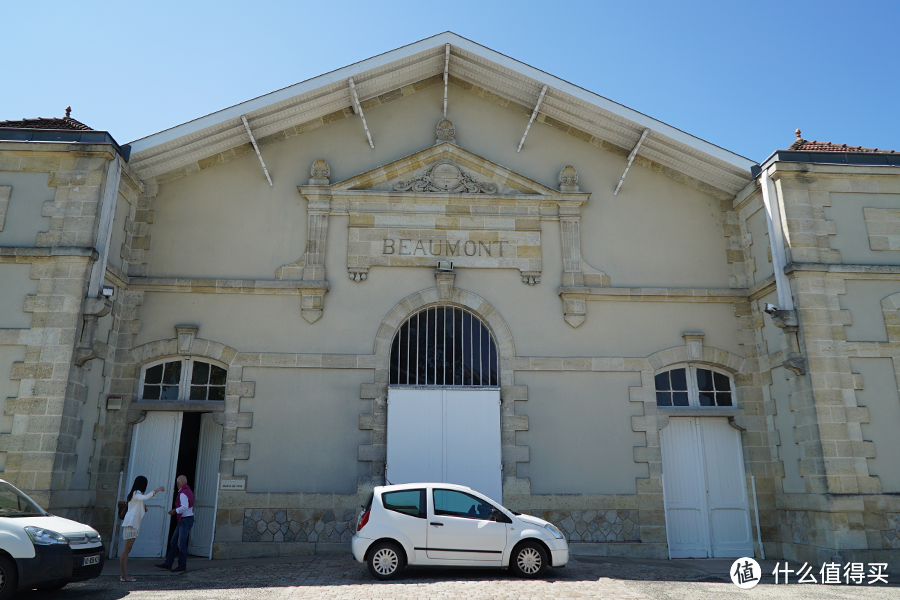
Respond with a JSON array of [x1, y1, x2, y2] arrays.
[[117, 501, 128, 520]]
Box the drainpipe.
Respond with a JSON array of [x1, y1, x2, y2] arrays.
[[759, 166, 805, 375], [758, 168, 793, 310], [76, 155, 120, 365]]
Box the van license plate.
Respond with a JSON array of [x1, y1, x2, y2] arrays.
[[83, 555, 100, 566]]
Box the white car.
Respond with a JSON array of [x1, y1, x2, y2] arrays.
[[351, 482, 568, 579], [0, 478, 104, 598]]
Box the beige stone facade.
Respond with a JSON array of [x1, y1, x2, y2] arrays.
[[1, 33, 898, 567]]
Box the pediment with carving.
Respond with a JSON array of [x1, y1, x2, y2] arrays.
[[320, 141, 561, 199], [285, 130, 600, 326]]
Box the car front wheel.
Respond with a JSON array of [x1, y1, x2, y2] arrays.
[[0, 555, 17, 600], [367, 541, 404, 580], [510, 541, 548, 578]]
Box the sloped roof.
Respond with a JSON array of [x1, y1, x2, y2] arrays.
[[788, 129, 895, 154], [128, 32, 756, 195], [0, 109, 92, 131]]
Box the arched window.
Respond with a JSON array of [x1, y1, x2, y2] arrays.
[[655, 365, 733, 407], [139, 358, 227, 401], [390, 306, 498, 387]]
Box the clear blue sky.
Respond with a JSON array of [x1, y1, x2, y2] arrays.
[[4, 0, 898, 163]]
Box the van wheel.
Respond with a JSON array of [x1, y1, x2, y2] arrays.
[[510, 541, 548, 578], [0, 555, 18, 600], [367, 541, 404, 580]]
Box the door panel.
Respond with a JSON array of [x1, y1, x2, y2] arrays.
[[386, 388, 501, 503], [121, 412, 182, 557], [443, 390, 502, 503], [661, 417, 709, 558], [386, 389, 443, 484], [188, 413, 223, 557], [427, 488, 506, 563], [699, 419, 753, 558]]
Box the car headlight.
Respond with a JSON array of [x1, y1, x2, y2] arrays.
[[542, 523, 565, 540], [88, 533, 102, 543], [25, 526, 68, 545]]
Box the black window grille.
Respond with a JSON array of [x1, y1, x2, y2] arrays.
[[389, 306, 498, 386]]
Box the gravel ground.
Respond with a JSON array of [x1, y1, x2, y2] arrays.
[[16, 555, 897, 600]]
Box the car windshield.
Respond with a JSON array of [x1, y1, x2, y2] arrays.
[[0, 482, 46, 517]]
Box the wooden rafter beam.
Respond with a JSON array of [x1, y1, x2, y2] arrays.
[[348, 77, 375, 149], [517, 84, 548, 153], [240, 115, 273, 186], [443, 44, 450, 118], [614, 128, 650, 196]]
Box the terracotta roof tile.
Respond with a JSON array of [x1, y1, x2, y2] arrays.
[[0, 107, 93, 131], [788, 129, 895, 153]]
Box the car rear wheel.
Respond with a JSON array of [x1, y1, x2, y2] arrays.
[[0, 555, 18, 600], [510, 541, 548, 578], [367, 541, 404, 580]]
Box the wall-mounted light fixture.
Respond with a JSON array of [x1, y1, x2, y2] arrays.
[[437, 261, 453, 271], [101, 285, 115, 298]]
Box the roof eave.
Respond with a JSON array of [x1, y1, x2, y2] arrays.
[[127, 32, 754, 173]]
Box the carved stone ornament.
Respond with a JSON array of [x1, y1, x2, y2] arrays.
[[393, 161, 499, 194], [558, 165, 579, 192], [435, 118, 456, 145], [309, 159, 331, 185]]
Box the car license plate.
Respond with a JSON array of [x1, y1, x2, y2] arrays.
[[83, 555, 100, 566]]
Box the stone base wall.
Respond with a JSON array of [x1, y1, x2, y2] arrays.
[[242, 509, 356, 544], [531, 509, 640, 543], [777, 499, 900, 567]]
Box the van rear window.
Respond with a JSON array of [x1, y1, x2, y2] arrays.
[[382, 489, 425, 518]]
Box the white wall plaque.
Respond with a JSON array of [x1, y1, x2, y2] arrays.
[[219, 479, 246, 491]]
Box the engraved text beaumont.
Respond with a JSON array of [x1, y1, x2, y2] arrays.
[[383, 239, 506, 257]]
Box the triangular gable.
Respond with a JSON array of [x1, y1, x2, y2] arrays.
[[126, 32, 755, 198]]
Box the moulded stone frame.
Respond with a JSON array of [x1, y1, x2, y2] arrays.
[[362, 284, 528, 496], [125, 334, 252, 482]]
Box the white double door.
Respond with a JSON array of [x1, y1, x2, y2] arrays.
[[660, 417, 753, 559], [121, 411, 222, 558], [386, 388, 502, 503]]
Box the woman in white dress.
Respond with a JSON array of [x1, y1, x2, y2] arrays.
[[119, 476, 165, 582]]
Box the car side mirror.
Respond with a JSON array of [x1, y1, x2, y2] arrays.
[[492, 508, 512, 523]]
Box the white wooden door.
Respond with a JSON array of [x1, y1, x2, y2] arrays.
[[386, 388, 501, 502], [661, 417, 753, 559], [121, 411, 182, 557], [443, 390, 502, 502], [386, 389, 443, 484], [700, 419, 754, 558], [188, 413, 223, 557], [661, 417, 710, 558]]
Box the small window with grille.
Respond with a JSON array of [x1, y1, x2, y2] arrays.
[[390, 306, 498, 387], [140, 358, 227, 402], [655, 366, 733, 408]]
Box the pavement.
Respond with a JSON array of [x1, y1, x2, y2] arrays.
[[12, 553, 896, 599]]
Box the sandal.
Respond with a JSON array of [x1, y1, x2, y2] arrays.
[[120, 576, 137, 582]]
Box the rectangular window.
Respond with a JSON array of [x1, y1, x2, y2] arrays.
[[655, 368, 689, 407], [382, 489, 425, 518]]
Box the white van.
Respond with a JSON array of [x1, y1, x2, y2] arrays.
[[0, 478, 104, 598]]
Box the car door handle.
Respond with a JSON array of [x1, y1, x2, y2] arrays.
[[429, 522, 443, 527]]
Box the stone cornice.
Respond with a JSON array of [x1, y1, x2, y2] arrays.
[[127, 277, 329, 294], [785, 262, 900, 276], [558, 285, 747, 302]]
